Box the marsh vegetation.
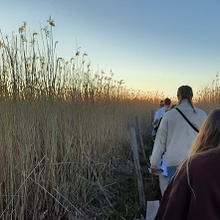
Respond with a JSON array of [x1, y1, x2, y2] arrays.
[[0, 18, 217, 219]]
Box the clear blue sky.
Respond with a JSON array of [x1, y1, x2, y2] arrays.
[[1, 0, 220, 97]]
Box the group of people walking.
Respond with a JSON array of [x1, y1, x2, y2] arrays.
[[150, 85, 220, 219]]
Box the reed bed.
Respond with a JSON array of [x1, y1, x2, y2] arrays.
[[0, 19, 165, 219], [194, 73, 220, 113], [1, 17, 216, 219]]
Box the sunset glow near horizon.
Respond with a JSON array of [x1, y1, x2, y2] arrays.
[[1, 0, 220, 98]]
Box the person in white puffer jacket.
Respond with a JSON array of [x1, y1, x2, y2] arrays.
[[150, 85, 207, 184]]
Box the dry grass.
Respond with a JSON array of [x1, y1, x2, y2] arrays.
[[0, 18, 165, 219], [0, 91, 162, 219], [194, 73, 220, 113]]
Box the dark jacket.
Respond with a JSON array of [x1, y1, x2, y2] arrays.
[[155, 152, 220, 220]]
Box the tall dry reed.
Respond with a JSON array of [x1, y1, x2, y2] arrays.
[[0, 18, 165, 219], [194, 73, 220, 113]]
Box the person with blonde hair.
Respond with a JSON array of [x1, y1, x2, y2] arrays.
[[150, 85, 207, 183], [155, 109, 220, 219]]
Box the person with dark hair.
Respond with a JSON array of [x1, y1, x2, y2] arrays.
[[153, 98, 171, 135], [152, 99, 167, 139], [155, 109, 220, 219], [154, 98, 171, 121], [160, 100, 164, 107], [151, 98, 171, 195], [150, 85, 207, 183], [164, 98, 171, 110]]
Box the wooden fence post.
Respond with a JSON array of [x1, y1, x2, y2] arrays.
[[130, 127, 146, 212], [135, 116, 146, 158]]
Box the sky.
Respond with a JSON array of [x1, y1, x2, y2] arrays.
[[1, 0, 220, 98]]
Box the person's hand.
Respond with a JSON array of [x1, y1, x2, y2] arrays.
[[150, 165, 158, 173]]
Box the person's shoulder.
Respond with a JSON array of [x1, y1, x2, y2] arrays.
[[155, 107, 163, 114], [194, 107, 207, 116], [157, 107, 165, 112], [160, 108, 178, 122], [163, 108, 178, 117], [189, 154, 216, 175]]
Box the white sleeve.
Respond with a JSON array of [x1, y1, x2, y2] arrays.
[[150, 116, 167, 166]]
